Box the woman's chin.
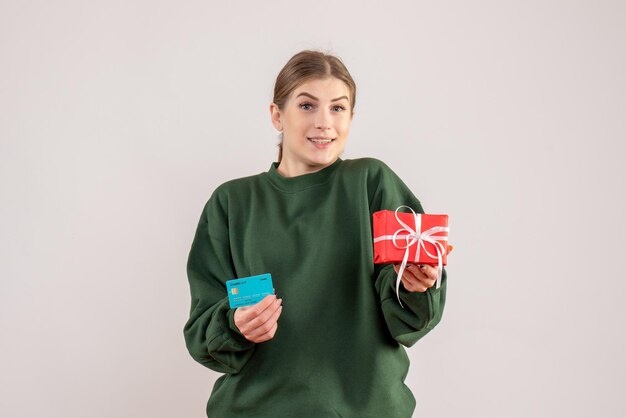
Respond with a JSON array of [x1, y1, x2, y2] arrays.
[[309, 154, 339, 167]]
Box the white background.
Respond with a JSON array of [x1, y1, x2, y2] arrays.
[[1, 1, 625, 417]]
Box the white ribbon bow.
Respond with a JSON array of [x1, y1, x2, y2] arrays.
[[373, 206, 449, 307]]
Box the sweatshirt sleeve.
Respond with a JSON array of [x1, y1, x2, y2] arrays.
[[366, 159, 447, 347], [183, 194, 255, 374]]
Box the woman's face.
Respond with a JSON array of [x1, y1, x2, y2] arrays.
[[270, 77, 353, 177]]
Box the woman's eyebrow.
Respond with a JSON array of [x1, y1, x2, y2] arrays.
[[296, 92, 349, 102]]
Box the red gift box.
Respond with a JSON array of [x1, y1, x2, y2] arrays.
[[373, 208, 449, 266]]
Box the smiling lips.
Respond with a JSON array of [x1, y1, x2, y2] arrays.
[[308, 137, 335, 144]]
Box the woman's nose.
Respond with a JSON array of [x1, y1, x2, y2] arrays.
[[315, 109, 331, 129]]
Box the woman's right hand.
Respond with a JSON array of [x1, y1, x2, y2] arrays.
[[233, 294, 283, 343]]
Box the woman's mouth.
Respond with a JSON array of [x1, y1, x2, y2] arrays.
[[307, 137, 335, 145]]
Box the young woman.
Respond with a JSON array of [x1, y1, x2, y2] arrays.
[[184, 50, 447, 417]]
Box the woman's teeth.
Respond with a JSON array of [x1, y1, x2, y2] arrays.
[[309, 138, 334, 144]]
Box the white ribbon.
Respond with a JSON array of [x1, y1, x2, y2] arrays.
[[373, 206, 449, 307]]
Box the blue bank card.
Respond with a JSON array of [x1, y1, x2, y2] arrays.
[[226, 273, 274, 309]]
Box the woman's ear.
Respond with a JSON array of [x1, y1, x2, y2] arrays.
[[269, 103, 282, 131]]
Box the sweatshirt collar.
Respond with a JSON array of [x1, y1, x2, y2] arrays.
[[264, 158, 343, 192]]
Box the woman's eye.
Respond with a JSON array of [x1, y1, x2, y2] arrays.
[[299, 103, 346, 112]]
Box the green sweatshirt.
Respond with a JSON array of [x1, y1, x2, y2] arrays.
[[184, 157, 446, 418]]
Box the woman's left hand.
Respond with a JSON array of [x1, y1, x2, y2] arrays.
[[393, 263, 437, 293]]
